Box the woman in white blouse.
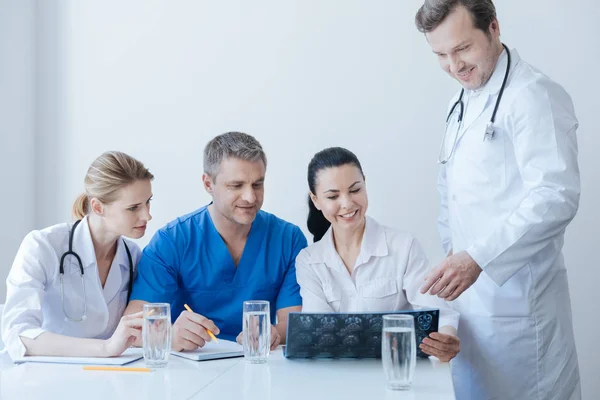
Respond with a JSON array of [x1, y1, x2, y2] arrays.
[[1, 151, 153, 361], [296, 147, 460, 361]]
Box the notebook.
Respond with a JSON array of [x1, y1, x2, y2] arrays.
[[171, 339, 244, 361], [284, 308, 439, 359], [14, 347, 143, 365]]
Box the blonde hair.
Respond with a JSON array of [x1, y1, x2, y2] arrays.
[[72, 151, 154, 220]]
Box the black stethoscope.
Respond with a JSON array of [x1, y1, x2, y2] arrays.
[[438, 43, 511, 164], [59, 219, 133, 322]]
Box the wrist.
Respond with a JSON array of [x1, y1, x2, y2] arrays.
[[99, 339, 111, 357], [439, 325, 457, 337]]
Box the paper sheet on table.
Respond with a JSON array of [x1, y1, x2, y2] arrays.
[[13, 347, 143, 365], [171, 339, 243, 361]]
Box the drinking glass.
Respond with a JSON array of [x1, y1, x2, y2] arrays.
[[143, 303, 171, 368], [381, 314, 416, 390], [243, 300, 271, 363]]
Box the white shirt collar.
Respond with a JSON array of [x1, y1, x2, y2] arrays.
[[307, 216, 388, 267]]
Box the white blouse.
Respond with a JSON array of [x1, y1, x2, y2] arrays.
[[296, 216, 459, 329]]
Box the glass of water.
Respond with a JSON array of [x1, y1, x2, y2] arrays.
[[143, 303, 171, 368], [382, 314, 416, 390], [243, 300, 271, 364]]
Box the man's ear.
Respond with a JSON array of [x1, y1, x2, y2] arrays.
[[202, 173, 214, 195], [90, 198, 104, 216], [489, 18, 500, 37]]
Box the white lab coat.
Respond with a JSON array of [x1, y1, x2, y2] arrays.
[[439, 48, 581, 400], [1, 216, 141, 361]]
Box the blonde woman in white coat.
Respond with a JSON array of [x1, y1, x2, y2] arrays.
[[1, 151, 153, 361], [296, 147, 460, 362]]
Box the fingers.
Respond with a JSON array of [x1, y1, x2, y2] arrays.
[[236, 333, 243, 345], [182, 311, 220, 335], [175, 312, 213, 342], [421, 336, 451, 352], [125, 327, 141, 339], [420, 342, 451, 361], [429, 332, 459, 345], [122, 318, 143, 328], [420, 266, 444, 294], [437, 281, 459, 299], [446, 283, 468, 301], [173, 324, 207, 348], [419, 334, 459, 362], [270, 327, 281, 350], [429, 270, 453, 296], [174, 337, 204, 352], [123, 311, 144, 319]]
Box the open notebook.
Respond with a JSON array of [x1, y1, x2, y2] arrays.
[[171, 339, 244, 361], [13, 347, 143, 365]]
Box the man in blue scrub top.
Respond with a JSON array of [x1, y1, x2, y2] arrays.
[[126, 132, 307, 351]]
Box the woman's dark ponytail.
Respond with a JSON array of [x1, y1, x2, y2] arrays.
[[307, 194, 331, 242], [306, 147, 364, 243]]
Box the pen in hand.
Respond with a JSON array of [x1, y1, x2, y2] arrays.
[[183, 303, 219, 343]]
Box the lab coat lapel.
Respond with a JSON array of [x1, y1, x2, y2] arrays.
[[456, 91, 490, 142], [102, 238, 129, 304], [71, 216, 97, 270]]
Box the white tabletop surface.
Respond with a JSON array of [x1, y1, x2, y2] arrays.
[[0, 348, 455, 400]]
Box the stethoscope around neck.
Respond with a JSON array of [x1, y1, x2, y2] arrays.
[[59, 219, 133, 322], [438, 43, 511, 164]]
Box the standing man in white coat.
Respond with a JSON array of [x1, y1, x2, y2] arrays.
[[414, 1, 581, 399]]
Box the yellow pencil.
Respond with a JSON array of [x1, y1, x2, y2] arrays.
[[83, 366, 151, 372], [184, 303, 219, 343]]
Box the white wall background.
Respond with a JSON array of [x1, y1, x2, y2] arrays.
[[1, 0, 598, 397], [0, 0, 36, 302]]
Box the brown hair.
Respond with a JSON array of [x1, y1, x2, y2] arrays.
[[415, 0, 497, 34], [72, 151, 154, 220]]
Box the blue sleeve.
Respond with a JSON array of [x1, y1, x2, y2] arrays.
[[275, 226, 307, 310], [130, 228, 180, 303]]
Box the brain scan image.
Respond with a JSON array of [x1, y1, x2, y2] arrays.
[[319, 316, 336, 330], [318, 333, 337, 347], [286, 311, 437, 359], [417, 314, 433, 330], [367, 334, 382, 348], [298, 315, 314, 329], [298, 333, 313, 345], [342, 334, 360, 347], [368, 317, 383, 331], [344, 317, 362, 331]]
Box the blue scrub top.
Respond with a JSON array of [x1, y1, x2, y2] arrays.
[[130, 205, 307, 342]]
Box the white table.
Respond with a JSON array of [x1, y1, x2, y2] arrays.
[[0, 348, 455, 399]]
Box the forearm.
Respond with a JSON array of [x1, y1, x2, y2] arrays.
[[124, 300, 147, 315], [439, 325, 457, 337], [21, 332, 108, 357], [275, 305, 301, 344]]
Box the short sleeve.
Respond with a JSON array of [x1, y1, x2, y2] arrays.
[[274, 227, 307, 310], [129, 229, 180, 303]]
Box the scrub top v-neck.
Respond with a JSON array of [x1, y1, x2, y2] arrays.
[[130, 205, 307, 341]]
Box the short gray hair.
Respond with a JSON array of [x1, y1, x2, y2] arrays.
[[203, 131, 267, 180], [415, 0, 497, 34]]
